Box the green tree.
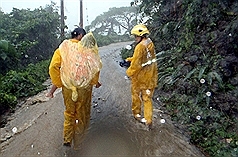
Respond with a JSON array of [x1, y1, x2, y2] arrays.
[[0, 2, 61, 116], [87, 6, 138, 35], [0, 40, 20, 74], [0, 1, 61, 68]]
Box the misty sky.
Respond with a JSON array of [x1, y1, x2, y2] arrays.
[[0, 0, 132, 30]]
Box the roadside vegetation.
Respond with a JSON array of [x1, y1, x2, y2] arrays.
[[121, 0, 238, 156], [0, 2, 60, 116]]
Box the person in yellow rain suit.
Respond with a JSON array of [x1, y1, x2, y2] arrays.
[[126, 24, 158, 130], [48, 27, 102, 147]]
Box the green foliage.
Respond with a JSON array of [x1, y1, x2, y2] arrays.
[[164, 92, 238, 157], [0, 3, 60, 114], [120, 42, 135, 59], [93, 32, 131, 47], [133, 0, 238, 156], [0, 40, 20, 74], [0, 60, 50, 114], [120, 47, 134, 60], [93, 33, 114, 47], [0, 2, 61, 68], [0, 92, 17, 114]]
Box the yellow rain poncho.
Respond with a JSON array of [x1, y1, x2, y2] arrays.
[[59, 32, 102, 102], [126, 38, 158, 125]]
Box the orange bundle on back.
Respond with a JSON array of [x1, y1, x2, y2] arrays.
[[59, 32, 102, 101]]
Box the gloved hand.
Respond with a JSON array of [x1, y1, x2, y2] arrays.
[[95, 82, 101, 88]]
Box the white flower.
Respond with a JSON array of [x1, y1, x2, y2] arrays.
[[196, 115, 201, 120], [229, 33, 232, 37], [200, 79, 205, 84], [12, 127, 17, 133], [125, 45, 132, 50], [226, 138, 232, 143], [25, 54, 28, 58], [160, 119, 165, 123], [206, 92, 211, 97], [210, 106, 212, 109], [156, 97, 160, 101]]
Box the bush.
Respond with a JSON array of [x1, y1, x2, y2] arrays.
[[120, 42, 135, 60], [0, 60, 50, 114]]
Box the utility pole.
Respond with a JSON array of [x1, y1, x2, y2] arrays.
[[79, 0, 83, 28], [60, 0, 65, 41]]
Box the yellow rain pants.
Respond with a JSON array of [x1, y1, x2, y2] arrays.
[[126, 38, 158, 125], [61, 72, 99, 145], [62, 85, 92, 144]]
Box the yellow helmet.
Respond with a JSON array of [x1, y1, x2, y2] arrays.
[[131, 24, 150, 36]]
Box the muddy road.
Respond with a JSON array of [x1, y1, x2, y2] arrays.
[[1, 42, 204, 157]]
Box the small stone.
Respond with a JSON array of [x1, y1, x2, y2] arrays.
[[93, 103, 98, 108], [96, 109, 101, 113], [12, 127, 17, 133]]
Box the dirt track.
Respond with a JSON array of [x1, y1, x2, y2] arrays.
[[0, 42, 204, 157]]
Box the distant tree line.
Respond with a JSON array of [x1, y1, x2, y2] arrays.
[[85, 6, 138, 46]]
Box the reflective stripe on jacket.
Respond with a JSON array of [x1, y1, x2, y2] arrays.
[[126, 38, 158, 89]]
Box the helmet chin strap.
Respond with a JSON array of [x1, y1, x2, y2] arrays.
[[138, 36, 143, 43]]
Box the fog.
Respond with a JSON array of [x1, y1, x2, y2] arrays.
[[0, 0, 132, 30]]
